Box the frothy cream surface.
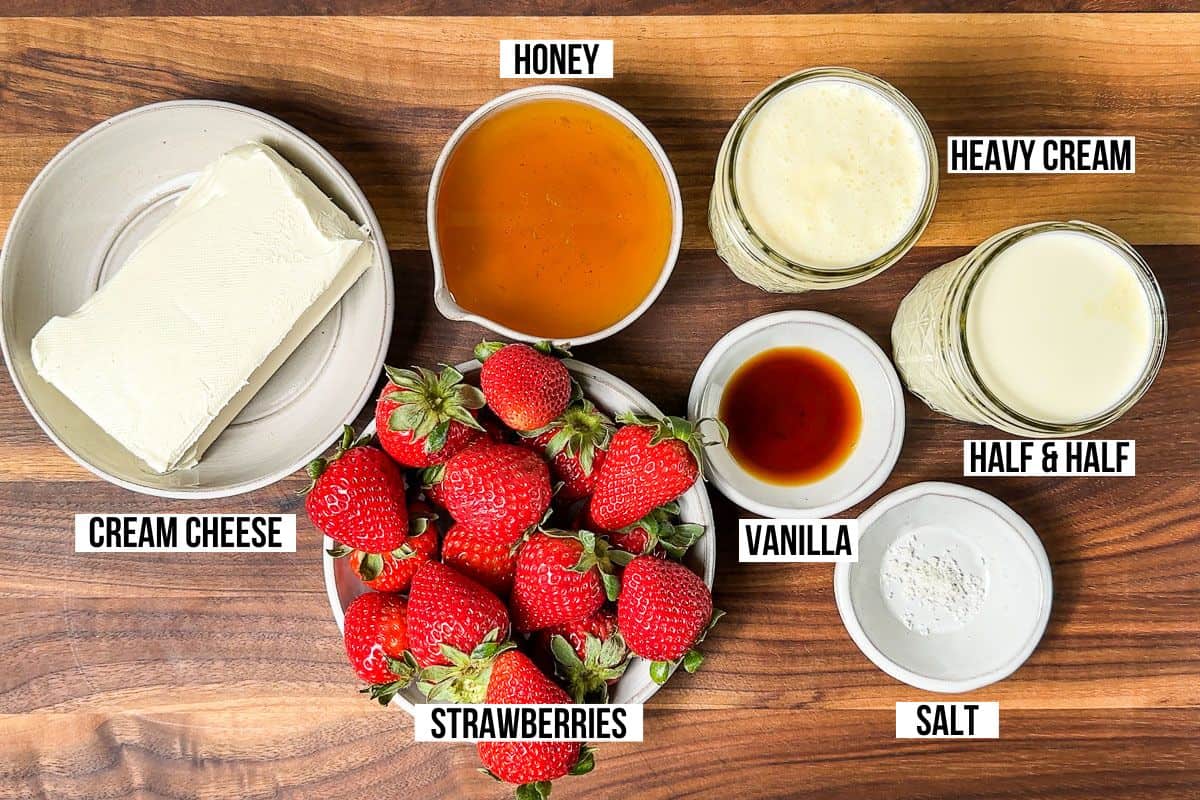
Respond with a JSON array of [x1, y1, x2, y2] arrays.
[[733, 78, 927, 269], [967, 230, 1155, 424]]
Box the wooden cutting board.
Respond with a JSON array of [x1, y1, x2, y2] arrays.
[[0, 7, 1196, 800]]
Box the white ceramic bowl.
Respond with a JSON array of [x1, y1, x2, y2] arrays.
[[427, 85, 683, 346], [687, 310, 905, 518], [834, 482, 1053, 693], [0, 101, 392, 498], [323, 359, 716, 711]]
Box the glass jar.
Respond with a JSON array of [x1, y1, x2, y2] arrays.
[[709, 67, 939, 292], [891, 221, 1167, 436]]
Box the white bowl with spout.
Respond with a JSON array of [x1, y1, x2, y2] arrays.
[[427, 85, 683, 346]]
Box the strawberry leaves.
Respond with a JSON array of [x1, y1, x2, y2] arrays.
[[550, 631, 631, 703], [563, 530, 627, 601], [417, 628, 515, 703], [383, 364, 486, 454], [615, 411, 728, 480], [362, 651, 419, 706], [648, 608, 724, 685]]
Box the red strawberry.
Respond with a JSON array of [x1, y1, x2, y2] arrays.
[[522, 400, 613, 503], [342, 592, 416, 705], [510, 531, 625, 634], [589, 413, 723, 531], [616, 555, 722, 685], [534, 608, 630, 703], [476, 340, 572, 432], [598, 502, 706, 560], [429, 440, 551, 545], [341, 502, 440, 591], [441, 523, 519, 597], [477, 651, 594, 793], [376, 364, 485, 467], [407, 562, 510, 668], [304, 426, 408, 554]]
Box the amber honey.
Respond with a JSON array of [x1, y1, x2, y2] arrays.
[[435, 98, 673, 339], [719, 347, 862, 485]]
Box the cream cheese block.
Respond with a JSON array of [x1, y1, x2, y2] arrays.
[[31, 142, 376, 473]]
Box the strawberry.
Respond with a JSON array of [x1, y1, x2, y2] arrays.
[[427, 440, 552, 545], [522, 400, 613, 503], [338, 502, 440, 591], [477, 651, 594, 795], [588, 413, 724, 531], [510, 531, 627, 634], [376, 364, 485, 467], [441, 524, 520, 597], [616, 555, 723, 685], [476, 340, 572, 432], [534, 608, 630, 703], [407, 562, 511, 669], [304, 426, 408, 554], [600, 502, 705, 560], [342, 592, 416, 705]]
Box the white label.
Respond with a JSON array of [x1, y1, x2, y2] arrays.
[[74, 514, 297, 553], [963, 440, 1135, 476], [414, 703, 642, 743], [500, 40, 614, 79], [739, 519, 859, 563], [947, 136, 1134, 173], [896, 702, 999, 738]]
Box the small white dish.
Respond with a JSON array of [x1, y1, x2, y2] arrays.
[[323, 359, 716, 712], [0, 100, 392, 498], [427, 85, 683, 347], [687, 310, 904, 518], [834, 482, 1053, 693]]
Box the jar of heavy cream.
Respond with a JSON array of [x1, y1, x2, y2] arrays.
[[709, 67, 938, 292], [892, 221, 1167, 436]]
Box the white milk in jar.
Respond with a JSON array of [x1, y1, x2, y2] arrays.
[[891, 221, 1166, 435]]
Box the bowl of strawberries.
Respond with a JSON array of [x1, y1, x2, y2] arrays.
[[308, 342, 721, 795]]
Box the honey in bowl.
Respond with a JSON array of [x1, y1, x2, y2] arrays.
[[435, 98, 674, 339], [719, 347, 862, 485]]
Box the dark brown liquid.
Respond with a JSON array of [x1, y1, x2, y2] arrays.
[[719, 347, 862, 485]]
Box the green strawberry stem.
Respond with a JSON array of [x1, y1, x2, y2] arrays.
[[416, 629, 515, 703], [647, 608, 724, 685], [300, 424, 373, 495], [550, 633, 630, 703], [553, 530, 624, 601], [514, 781, 553, 800], [362, 652, 418, 705], [525, 399, 614, 476], [615, 412, 728, 480], [384, 364, 486, 453], [618, 501, 706, 559]]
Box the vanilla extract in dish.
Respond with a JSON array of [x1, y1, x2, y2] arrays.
[[719, 347, 862, 485]]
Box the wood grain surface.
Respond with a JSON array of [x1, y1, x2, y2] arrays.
[[0, 10, 1197, 800]]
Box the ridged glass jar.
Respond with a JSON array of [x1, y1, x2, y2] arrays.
[[709, 67, 939, 293], [891, 221, 1167, 436]]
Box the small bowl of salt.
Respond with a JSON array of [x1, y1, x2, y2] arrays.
[[834, 482, 1052, 693]]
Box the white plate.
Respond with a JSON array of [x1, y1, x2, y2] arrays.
[[323, 359, 716, 711], [834, 482, 1053, 693], [687, 310, 904, 518], [0, 101, 392, 497]]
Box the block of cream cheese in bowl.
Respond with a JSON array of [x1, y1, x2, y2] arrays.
[[31, 142, 375, 474], [1, 100, 392, 497]]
